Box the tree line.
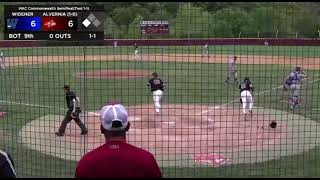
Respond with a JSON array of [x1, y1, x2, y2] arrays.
[[1, 2, 320, 39]]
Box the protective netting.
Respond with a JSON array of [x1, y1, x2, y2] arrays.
[[0, 2, 320, 178]]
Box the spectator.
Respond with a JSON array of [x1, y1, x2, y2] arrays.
[[75, 102, 163, 178], [0, 150, 16, 178]]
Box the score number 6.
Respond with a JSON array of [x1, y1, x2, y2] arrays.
[[68, 20, 73, 27], [31, 20, 36, 27]]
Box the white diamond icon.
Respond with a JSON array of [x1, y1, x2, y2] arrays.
[[82, 18, 91, 27]]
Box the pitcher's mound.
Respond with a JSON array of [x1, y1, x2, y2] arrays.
[[76, 69, 151, 79]]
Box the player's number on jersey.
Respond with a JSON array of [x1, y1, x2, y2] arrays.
[[31, 20, 36, 27], [68, 20, 73, 27], [153, 79, 161, 85]]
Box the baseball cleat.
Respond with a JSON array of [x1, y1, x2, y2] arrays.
[[243, 114, 247, 120], [81, 130, 88, 135], [290, 105, 294, 110], [55, 132, 64, 137]]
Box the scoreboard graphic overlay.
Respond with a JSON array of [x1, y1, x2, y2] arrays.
[[140, 21, 169, 35], [4, 5, 105, 41]]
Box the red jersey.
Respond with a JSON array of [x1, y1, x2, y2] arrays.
[[75, 141, 162, 178]]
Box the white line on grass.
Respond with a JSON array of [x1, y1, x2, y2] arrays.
[[199, 74, 320, 115], [0, 100, 51, 108], [0, 75, 319, 117]]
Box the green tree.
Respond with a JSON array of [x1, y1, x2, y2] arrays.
[[292, 9, 319, 38], [127, 15, 143, 39], [110, 7, 136, 38], [173, 3, 210, 38], [211, 7, 253, 38]]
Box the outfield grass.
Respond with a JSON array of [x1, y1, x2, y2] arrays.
[[1, 45, 320, 57], [0, 46, 320, 177], [0, 53, 320, 177]]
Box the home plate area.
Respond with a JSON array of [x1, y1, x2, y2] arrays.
[[20, 103, 292, 167], [124, 104, 287, 167]]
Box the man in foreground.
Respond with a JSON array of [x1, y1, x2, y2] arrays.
[[0, 149, 16, 178], [75, 102, 162, 178]]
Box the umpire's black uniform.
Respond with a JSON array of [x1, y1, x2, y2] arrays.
[[0, 150, 16, 178], [56, 86, 88, 136]]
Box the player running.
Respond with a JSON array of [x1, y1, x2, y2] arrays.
[[134, 43, 139, 60], [239, 77, 254, 119], [201, 43, 209, 58], [225, 56, 239, 85], [0, 51, 5, 70], [147, 72, 164, 114], [284, 67, 307, 110]]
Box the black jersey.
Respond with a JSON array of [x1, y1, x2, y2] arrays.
[[239, 80, 254, 93], [148, 77, 164, 92], [65, 91, 77, 110]]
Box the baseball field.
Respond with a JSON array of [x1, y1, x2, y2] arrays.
[[0, 44, 320, 177]]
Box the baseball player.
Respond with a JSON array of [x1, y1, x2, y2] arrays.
[[225, 56, 239, 85], [113, 41, 118, 48], [134, 43, 139, 60], [284, 67, 307, 110], [55, 85, 88, 136], [201, 43, 209, 58], [239, 77, 254, 119], [0, 51, 5, 70], [147, 72, 164, 114]]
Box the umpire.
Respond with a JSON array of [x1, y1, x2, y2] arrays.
[[55, 85, 88, 136]]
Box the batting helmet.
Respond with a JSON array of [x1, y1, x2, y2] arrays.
[[296, 67, 301, 71], [152, 72, 158, 78]]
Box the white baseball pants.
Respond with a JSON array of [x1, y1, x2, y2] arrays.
[[240, 90, 253, 115], [0, 57, 5, 70], [153, 90, 163, 113]]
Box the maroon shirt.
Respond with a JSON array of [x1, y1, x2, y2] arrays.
[[75, 141, 163, 178]]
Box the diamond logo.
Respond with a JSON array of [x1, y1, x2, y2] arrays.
[[87, 13, 96, 22], [82, 18, 91, 27], [92, 19, 101, 27], [82, 13, 101, 28]]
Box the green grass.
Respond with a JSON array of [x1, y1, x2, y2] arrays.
[[0, 58, 320, 177], [2, 45, 320, 57]]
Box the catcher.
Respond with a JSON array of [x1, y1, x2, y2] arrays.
[[283, 67, 307, 110], [55, 85, 88, 136]]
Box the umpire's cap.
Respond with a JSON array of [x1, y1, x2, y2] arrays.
[[63, 85, 70, 90]]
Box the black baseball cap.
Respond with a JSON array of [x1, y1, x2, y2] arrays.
[[63, 85, 70, 90]]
